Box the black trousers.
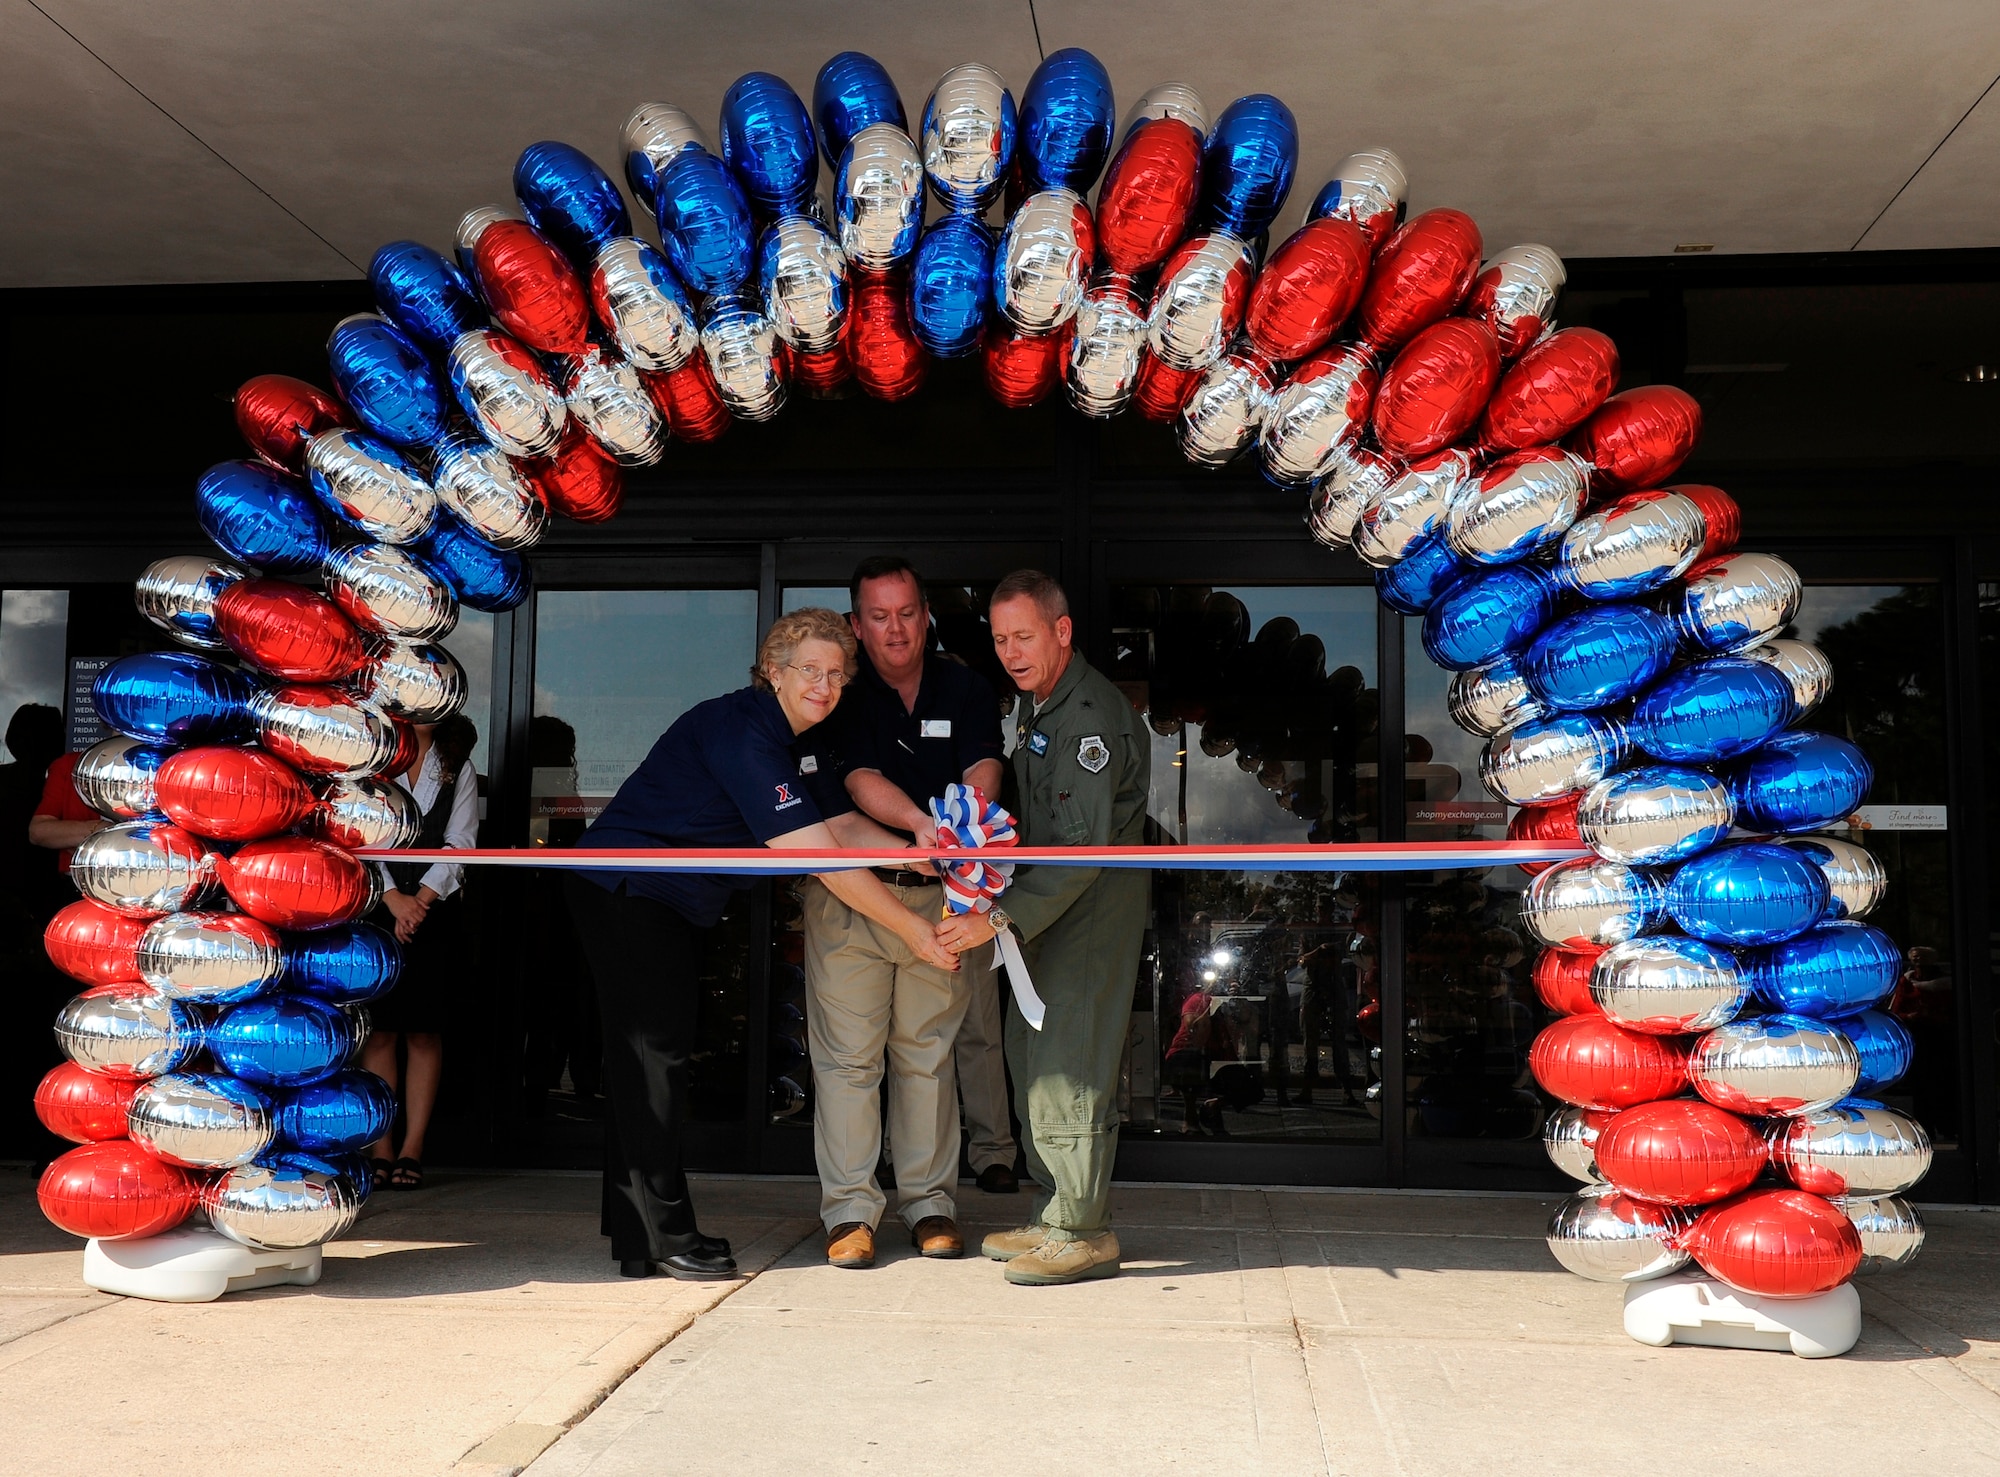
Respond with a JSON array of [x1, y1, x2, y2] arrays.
[[565, 876, 707, 1262]]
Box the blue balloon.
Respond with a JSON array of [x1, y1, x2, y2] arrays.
[[655, 147, 756, 297], [1630, 656, 1796, 764], [1374, 532, 1469, 615], [368, 241, 486, 359], [514, 141, 631, 264], [1018, 48, 1115, 194], [813, 51, 907, 167], [274, 1069, 396, 1155], [1745, 920, 1901, 1019], [196, 460, 333, 575], [1665, 841, 1832, 946], [1839, 1009, 1915, 1093], [1730, 731, 1874, 834], [93, 652, 257, 746], [282, 922, 403, 1005], [1199, 95, 1299, 239], [1524, 603, 1678, 711], [211, 995, 354, 1087], [720, 72, 820, 217], [1421, 563, 1560, 671], [326, 313, 447, 448], [909, 214, 996, 358], [415, 509, 532, 612], [315, 1149, 373, 1204]]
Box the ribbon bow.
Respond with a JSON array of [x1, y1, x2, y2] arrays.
[[927, 783, 1043, 1031]]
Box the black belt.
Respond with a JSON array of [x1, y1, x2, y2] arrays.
[[871, 867, 939, 887]]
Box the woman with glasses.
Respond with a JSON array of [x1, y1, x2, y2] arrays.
[[568, 607, 957, 1282]]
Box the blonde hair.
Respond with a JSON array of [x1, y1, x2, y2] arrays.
[[753, 606, 857, 691]]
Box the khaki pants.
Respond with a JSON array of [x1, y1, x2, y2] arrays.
[[954, 944, 1016, 1175], [802, 880, 968, 1232]]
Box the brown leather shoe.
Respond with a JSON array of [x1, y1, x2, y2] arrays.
[[911, 1215, 964, 1259], [826, 1221, 875, 1268]]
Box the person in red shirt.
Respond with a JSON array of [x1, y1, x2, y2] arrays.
[[29, 751, 102, 874]]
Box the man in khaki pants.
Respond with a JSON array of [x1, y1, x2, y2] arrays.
[[798, 557, 1011, 1268]]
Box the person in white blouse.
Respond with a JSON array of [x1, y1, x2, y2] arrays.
[[360, 714, 480, 1191]]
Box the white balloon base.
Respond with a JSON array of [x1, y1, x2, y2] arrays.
[[83, 1226, 322, 1303], [1623, 1272, 1860, 1358]]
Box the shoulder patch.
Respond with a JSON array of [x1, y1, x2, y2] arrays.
[[1077, 735, 1110, 773]]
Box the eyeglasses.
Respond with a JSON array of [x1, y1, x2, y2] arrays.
[[785, 663, 850, 689]]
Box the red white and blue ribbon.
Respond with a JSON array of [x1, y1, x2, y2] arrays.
[[927, 783, 1017, 914]]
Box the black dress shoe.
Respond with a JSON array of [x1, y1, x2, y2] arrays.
[[697, 1233, 732, 1257], [976, 1163, 1019, 1194], [658, 1247, 738, 1282]]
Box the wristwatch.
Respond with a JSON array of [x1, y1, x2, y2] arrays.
[[986, 906, 1013, 934]]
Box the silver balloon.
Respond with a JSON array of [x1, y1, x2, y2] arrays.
[[701, 299, 786, 422], [1544, 1105, 1609, 1185], [341, 1003, 372, 1058], [1446, 657, 1547, 738], [761, 215, 851, 352], [1480, 713, 1629, 806], [921, 63, 1013, 211], [1546, 1186, 1694, 1283], [1353, 449, 1473, 568], [1690, 1014, 1861, 1118], [1148, 234, 1256, 371], [1776, 1103, 1932, 1198], [204, 1158, 359, 1250], [1306, 441, 1398, 549], [251, 687, 400, 780], [134, 554, 247, 650], [323, 543, 458, 640], [997, 189, 1092, 334], [1118, 81, 1208, 145], [620, 102, 711, 216], [1557, 490, 1708, 599], [1590, 935, 1746, 1034], [1472, 244, 1566, 356], [1577, 767, 1734, 866], [1781, 835, 1887, 920], [305, 777, 421, 849], [1836, 1194, 1924, 1272], [138, 911, 283, 1003], [70, 822, 210, 918], [304, 429, 438, 546], [358, 861, 386, 917], [835, 123, 925, 270], [1259, 345, 1380, 488], [591, 237, 699, 371], [73, 736, 168, 820], [1176, 352, 1273, 466], [454, 204, 520, 267], [1673, 552, 1802, 654], [1746, 638, 1834, 719], [1445, 448, 1589, 566], [351, 639, 467, 724], [447, 328, 568, 459], [1066, 280, 1149, 418], [562, 344, 666, 466], [1310, 147, 1407, 245], [1521, 857, 1664, 948], [128, 1071, 273, 1169], [431, 430, 549, 551], [54, 984, 194, 1079]]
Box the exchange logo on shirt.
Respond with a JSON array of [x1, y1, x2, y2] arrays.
[[774, 783, 801, 811]]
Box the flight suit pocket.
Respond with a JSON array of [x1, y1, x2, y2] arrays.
[[1053, 790, 1090, 844]]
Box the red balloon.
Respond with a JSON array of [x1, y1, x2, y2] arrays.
[[1533, 945, 1603, 1016], [155, 746, 317, 842], [845, 267, 928, 402], [214, 578, 366, 683], [234, 374, 347, 475], [1509, 793, 1581, 876], [383, 718, 418, 781], [474, 219, 592, 357], [1370, 317, 1501, 458], [1094, 117, 1205, 276], [532, 426, 624, 523], [1131, 351, 1203, 423], [1476, 327, 1620, 453], [982, 323, 1068, 408], [1243, 217, 1372, 365], [1682, 1189, 1862, 1298], [640, 358, 732, 442], [1664, 484, 1741, 554], [211, 835, 372, 929], [1354, 208, 1484, 352], [1595, 1099, 1767, 1206], [1529, 1015, 1688, 1110], [44, 900, 146, 986], [35, 1062, 139, 1144], [791, 344, 852, 397], [38, 1140, 199, 1240], [1566, 385, 1703, 494]]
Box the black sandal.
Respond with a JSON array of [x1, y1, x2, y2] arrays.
[[389, 1157, 424, 1191], [368, 1158, 394, 1192]]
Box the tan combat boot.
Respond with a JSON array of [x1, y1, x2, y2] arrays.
[[980, 1223, 1052, 1261], [1003, 1229, 1121, 1285]]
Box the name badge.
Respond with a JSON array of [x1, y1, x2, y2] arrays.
[[920, 719, 952, 738], [798, 754, 819, 775], [1028, 730, 1050, 756]]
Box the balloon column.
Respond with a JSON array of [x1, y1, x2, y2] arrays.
[[34, 49, 1925, 1321]]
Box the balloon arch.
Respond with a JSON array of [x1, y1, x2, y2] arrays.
[[33, 50, 1927, 1323]]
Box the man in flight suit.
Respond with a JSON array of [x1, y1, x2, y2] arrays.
[[938, 570, 1151, 1285]]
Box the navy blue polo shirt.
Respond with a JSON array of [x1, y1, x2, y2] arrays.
[[576, 686, 851, 926], [807, 651, 1005, 839]]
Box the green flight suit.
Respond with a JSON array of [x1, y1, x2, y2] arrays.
[[1000, 653, 1151, 1240]]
